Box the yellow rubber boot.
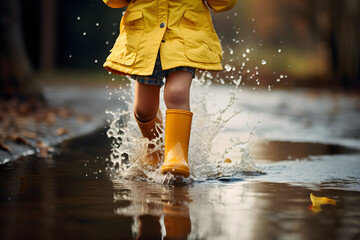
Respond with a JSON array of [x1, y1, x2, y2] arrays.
[[161, 109, 193, 177], [135, 110, 163, 167]]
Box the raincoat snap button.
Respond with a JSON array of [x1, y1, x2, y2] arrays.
[[160, 22, 165, 28]]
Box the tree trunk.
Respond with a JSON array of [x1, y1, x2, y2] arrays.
[[0, 0, 43, 101], [328, 0, 360, 88], [40, 0, 56, 71]]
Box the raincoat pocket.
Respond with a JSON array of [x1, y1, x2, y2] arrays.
[[179, 10, 222, 63], [108, 11, 144, 66]]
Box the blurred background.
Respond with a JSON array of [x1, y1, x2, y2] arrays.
[[0, 0, 359, 100]]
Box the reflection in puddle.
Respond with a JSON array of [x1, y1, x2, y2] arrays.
[[111, 179, 360, 240], [113, 180, 192, 239]]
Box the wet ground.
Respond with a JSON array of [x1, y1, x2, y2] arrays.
[[1, 87, 360, 240]]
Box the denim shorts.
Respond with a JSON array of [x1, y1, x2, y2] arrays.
[[131, 53, 196, 87]]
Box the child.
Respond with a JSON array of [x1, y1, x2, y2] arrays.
[[102, 0, 237, 177]]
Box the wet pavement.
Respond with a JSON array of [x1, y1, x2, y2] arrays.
[[1, 87, 360, 240], [0, 86, 122, 164]]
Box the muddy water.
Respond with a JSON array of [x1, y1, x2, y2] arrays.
[[1, 88, 360, 239]]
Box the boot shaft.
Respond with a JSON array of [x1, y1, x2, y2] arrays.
[[162, 109, 193, 177]]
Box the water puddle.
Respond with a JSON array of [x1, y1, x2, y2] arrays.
[[1, 127, 360, 239]]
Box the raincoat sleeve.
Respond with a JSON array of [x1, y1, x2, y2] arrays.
[[102, 0, 129, 8], [206, 0, 238, 12]]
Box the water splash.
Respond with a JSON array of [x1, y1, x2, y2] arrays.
[[105, 74, 260, 184]]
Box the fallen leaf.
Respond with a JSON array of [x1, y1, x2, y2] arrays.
[[9, 135, 29, 145], [310, 193, 336, 213], [57, 108, 71, 118], [21, 131, 36, 139], [56, 127, 68, 136], [46, 112, 56, 125], [0, 142, 11, 152]]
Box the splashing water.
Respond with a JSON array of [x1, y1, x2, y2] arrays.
[[105, 73, 259, 184]]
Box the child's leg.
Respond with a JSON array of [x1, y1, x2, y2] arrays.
[[134, 81, 161, 121], [161, 70, 193, 177], [134, 81, 163, 167], [164, 70, 193, 111]]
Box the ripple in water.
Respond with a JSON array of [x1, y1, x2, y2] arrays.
[[106, 74, 260, 184]]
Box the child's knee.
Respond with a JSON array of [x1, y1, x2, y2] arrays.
[[134, 104, 158, 122], [164, 87, 188, 108]]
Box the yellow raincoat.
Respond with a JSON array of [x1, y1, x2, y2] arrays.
[[103, 0, 237, 76]]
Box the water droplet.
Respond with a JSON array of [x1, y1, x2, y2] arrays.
[[105, 41, 109, 45], [246, 48, 250, 53], [96, 22, 100, 27], [83, 32, 87, 36], [77, 16, 81, 20], [278, 49, 282, 53], [229, 48, 234, 55], [280, 75, 284, 78], [261, 60, 267, 65], [94, 59, 98, 63], [252, 18, 255, 22], [268, 85, 272, 91], [242, 53, 246, 58], [276, 78, 280, 82], [234, 12, 238, 16], [69, 54, 72, 58], [224, 64, 232, 72]]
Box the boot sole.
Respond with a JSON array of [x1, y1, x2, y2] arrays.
[[161, 166, 190, 177]]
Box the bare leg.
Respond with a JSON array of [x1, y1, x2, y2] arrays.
[[134, 81, 161, 121], [164, 71, 193, 111]]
